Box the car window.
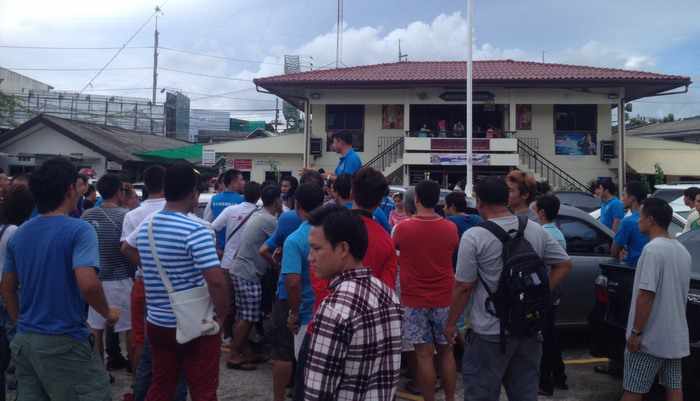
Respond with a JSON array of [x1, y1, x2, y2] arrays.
[[652, 189, 684, 203], [555, 192, 600, 213], [669, 216, 684, 238], [555, 216, 611, 256], [679, 230, 700, 276]]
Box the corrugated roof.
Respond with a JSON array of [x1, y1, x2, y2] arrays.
[[254, 60, 690, 86], [627, 118, 700, 136], [0, 114, 190, 163]]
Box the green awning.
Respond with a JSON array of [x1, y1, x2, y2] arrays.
[[135, 144, 202, 162]]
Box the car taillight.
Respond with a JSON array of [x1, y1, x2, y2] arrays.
[[595, 275, 609, 304]]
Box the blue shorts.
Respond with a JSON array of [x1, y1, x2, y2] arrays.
[[403, 307, 449, 345]]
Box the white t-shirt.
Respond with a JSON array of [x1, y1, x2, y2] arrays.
[[627, 237, 691, 359], [121, 198, 167, 241], [211, 202, 258, 271], [682, 210, 699, 234], [0, 224, 18, 278]]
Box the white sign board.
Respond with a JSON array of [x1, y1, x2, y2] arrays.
[[106, 160, 123, 171], [202, 149, 216, 166]]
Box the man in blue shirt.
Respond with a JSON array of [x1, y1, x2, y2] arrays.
[[595, 180, 625, 232], [1, 157, 119, 399], [206, 169, 245, 250], [331, 131, 362, 178], [270, 183, 325, 401], [612, 182, 649, 267]]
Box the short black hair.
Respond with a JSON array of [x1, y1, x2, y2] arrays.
[[223, 169, 242, 187], [352, 167, 388, 210], [331, 131, 353, 146], [30, 157, 78, 214], [308, 204, 368, 261], [332, 174, 352, 200], [641, 197, 673, 230], [535, 194, 561, 221], [475, 177, 509, 206], [243, 181, 262, 204], [625, 181, 648, 204], [143, 165, 166, 194], [445, 191, 468, 213], [261, 185, 281, 207], [392, 192, 403, 201], [300, 170, 323, 187], [597, 179, 618, 196], [281, 175, 298, 194], [2, 185, 35, 225], [295, 183, 324, 213], [683, 187, 700, 200], [415, 180, 441, 209], [164, 164, 199, 202], [97, 174, 123, 200]]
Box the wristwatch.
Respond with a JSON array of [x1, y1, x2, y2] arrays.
[[631, 329, 643, 337]]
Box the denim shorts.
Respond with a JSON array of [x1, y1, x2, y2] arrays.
[[403, 307, 449, 345]]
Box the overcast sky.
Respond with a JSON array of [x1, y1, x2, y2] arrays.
[[1, 0, 699, 122]]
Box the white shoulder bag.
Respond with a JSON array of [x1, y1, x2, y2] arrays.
[[148, 219, 220, 344]]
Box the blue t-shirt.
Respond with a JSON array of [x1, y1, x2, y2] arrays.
[[210, 191, 244, 248], [542, 222, 567, 251], [379, 196, 396, 218], [600, 197, 625, 230], [334, 149, 363, 177], [276, 221, 315, 325], [4, 215, 99, 340], [264, 210, 303, 250], [448, 214, 483, 239], [135, 211, 221, 328], [613, 211, 649, 267]]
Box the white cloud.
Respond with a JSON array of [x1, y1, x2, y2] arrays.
[[555, 41, 656, 70]]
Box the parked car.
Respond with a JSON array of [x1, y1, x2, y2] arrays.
[[592, 229, 700, 399], [555, 191, 600, 213], [552, 205, 615, 329], [652, 182, 700, 203]]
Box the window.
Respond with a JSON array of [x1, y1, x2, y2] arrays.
[[326, 105, 364, 151], [556, 216, 611, 255], [554, 105, 597, 132], [264, 171, 292, 183]]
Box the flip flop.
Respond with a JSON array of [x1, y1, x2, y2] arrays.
[[226, 361, 257, 371], [246, 354, 270, 364]]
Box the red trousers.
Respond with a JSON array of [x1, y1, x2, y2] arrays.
[[145, 322, 222, 401]]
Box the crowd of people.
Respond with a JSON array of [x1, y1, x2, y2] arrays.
[[0, 130, 693, 401]]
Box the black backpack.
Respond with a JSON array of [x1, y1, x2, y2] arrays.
[[477, 215, 551, 352]]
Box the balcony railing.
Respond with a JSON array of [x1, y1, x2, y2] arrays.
[[364, 136, 404, 173], [517, 139, 589, 192]]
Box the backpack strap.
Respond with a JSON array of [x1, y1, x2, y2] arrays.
[[515, 215, 529, 238], [477, 220, 512, 245]]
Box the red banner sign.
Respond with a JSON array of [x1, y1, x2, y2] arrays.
[[233, 159, 252, 170], [430, 138, 490, 151]]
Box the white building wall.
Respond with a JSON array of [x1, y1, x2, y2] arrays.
[[0, 68, 52, 93], [0, 125, 107, 176], [216, 153, 304, 184]]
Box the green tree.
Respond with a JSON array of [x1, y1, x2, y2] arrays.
[[0, 92, 20, 128]]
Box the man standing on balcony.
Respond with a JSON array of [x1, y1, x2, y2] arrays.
[[330, 131, 362, 179]]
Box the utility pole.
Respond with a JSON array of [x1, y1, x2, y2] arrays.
[[152, 6, 161, 104], [398, 40, 407, 62]]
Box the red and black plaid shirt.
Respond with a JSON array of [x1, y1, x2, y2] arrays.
[[303, 267, 403, 401]]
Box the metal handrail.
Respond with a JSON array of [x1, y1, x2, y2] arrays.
[[517, 139, 589, 192], [364, 136, 404, 173]]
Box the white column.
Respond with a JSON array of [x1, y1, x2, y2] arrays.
[[403, 102, 410, 136]]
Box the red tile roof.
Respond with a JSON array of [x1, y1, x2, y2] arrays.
[[254, 60, 690, 87]]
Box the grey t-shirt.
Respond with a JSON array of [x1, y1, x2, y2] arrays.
[[230, 209, 278, 282], [626, 237, 691, 359], [455, 215, 570, 335]]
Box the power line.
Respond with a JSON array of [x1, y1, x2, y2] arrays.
[[6, 67, 151, 72], [0, 45, 152, 50], [79, 2, 169, 94], [159, 47, 284, 66], [159, 67, 254, 82]]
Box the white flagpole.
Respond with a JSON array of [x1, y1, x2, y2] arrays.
[[466, 0, 474, 196]]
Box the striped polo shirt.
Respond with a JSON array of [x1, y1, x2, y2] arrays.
[[82, 206, 131, 281], [134, 210, 220, 328]]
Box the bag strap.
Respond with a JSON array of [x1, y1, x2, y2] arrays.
[[0, 225, 9, 242], [515, 215, 528, 238], [147, 218, 175, 294], [99, 207, 121, 231], [226, 207, 258, 244]]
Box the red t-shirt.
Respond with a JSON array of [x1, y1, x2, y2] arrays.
[[393, 215, 458, 308], [360, 215, 397, 290]]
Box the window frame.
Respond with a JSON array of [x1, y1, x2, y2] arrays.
[[325, 105, 365, 152], [553, 104, 598, 132]]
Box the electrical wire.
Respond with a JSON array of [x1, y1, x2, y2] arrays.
[[159, 47, 284, 66], [158, 67, 255, 82], [0, 45, 152, 50], [78, 2, 170, 94], [7, 67, 151, 72]]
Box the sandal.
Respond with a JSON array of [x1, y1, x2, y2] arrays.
[[226, 361, 257, 371]]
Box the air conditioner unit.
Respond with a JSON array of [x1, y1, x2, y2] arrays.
[[310, 138, 322, 156]]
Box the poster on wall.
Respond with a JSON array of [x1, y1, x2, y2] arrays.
[[429, 153, 491, 166], [555, 132, 597, 156], [516, 104, 532, 130], [382, 105, 404, 129]]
